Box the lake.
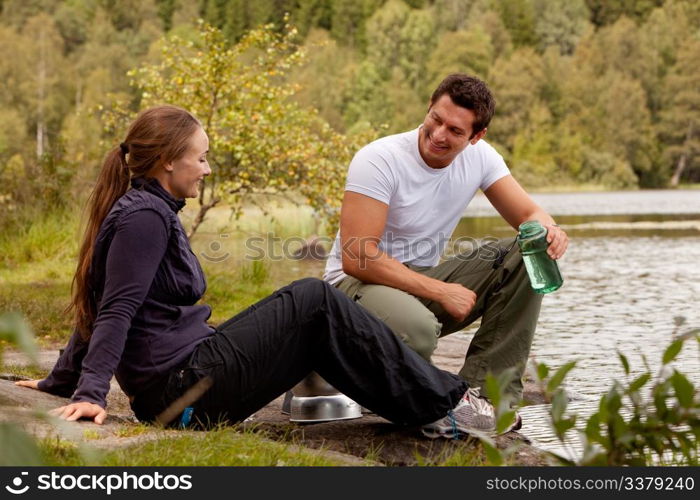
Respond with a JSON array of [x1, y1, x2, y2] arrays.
[[456, 190, 700, 459]]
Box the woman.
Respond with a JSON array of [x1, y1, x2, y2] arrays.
[[16, 105, 519, 439]]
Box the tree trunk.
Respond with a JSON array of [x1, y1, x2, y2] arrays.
[[187, 195, 220, 239], [670, 122, 694, 187], [35, 25, 47, 159], [670, 154, 687, 188]]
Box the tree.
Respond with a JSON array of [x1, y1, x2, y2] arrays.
[[100, 0, 160, 32], [585, 0, 664, 27], [154, 0, 177, 31], [397, 8, 436, 91], [21, 14, 68, 159], [383, 68, 427, 133], [292, 0, 332, 36], [365, 0, 410, 78], [587, 16, 658, 102], [464, 4, 513, 60], [330, 0, 381, 50], [341, 60, 390, 129], [487, 47, 547, 152], [365, 1, 436, 92], [561, 68, 654, 186], [509, 104, 560, 186], [0, 0, 56, 26], [425, 26, 494, 95], [639, 1, 695, 114], [123, 21, 369, 236], [290, 28, 354, 132], [431, 0, 473, 31], [533, 0, 590, 55], [53, 0, 95, 52], [493, 0, 536, 47], [659, 39, 700, 186]]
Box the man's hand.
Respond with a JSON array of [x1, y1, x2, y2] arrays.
[[544, 223, 568, 260], [484, 176, 570, 260], [49, 402, 107, 425], [437, 282, 477, 322]]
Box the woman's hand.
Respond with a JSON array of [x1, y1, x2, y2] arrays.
[[15, 379, 43, 390], [49, 402, 107, 425], [16, 380, 107, 424]]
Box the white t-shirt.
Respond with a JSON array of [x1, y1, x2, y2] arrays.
[[323, 127, 510, 285]]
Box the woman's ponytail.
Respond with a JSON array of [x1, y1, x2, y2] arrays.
[[69, 146, 131, 340]]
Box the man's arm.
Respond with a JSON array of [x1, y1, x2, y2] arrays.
[[340, 191, 476, 321], [484, 175, 568, 259]]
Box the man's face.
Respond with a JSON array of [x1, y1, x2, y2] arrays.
[[418, 94, 486, 168]]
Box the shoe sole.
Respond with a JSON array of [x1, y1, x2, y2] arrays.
[[421, 413, 522, 439]]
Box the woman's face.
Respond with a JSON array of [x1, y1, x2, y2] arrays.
[[164, 127, 211, 199]]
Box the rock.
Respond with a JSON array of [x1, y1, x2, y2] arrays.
[[0, 378, 140, 446], [291, 236, 328, 260]]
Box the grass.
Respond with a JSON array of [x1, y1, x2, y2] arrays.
[[0, 209, 78, 344], [0, 282, 73, 343], [0, 201, 322, 342], [183, 196, 327, 240], [35, 426, 498, 466], [0, 210, 80, 270], [38, 427, 348, 466], [113, 424, 151, 439], [198, 267, 276, 325], [420, 446, 488, 466], [1, 363, 48, 380]]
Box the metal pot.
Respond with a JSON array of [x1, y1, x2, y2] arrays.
[[287, 372, 362, 423]]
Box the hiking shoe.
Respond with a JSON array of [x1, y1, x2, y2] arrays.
[[421, 387, 522, 439]]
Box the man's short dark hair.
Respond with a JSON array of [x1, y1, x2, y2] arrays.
[[430, 74, 495, 136]]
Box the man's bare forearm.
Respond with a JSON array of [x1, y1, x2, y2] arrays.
[[342, 246, 447, 302], [520, 208, 556, 228]]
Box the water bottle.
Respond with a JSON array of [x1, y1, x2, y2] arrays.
[[517, 220, 563, 294]]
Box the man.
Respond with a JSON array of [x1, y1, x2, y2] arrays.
[[323, 74, 568, 401]]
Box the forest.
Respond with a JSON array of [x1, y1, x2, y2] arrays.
[[0, 0, 699, 232]]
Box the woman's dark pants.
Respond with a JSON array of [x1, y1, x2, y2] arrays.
[[133, 278, 467, 427]]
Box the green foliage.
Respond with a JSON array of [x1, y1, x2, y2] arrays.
[[425, 26, 494, 90], [493, 0, 537, 47], [239, 259, 270, 286], [0, 209, 78, 268], [121, 20, 370, 236], [0, 312, 37, 364], [329, 0, 381, 50], [479, 319, 700, 467], [541, 324, 700, 466], [2, 0, 699, 232], [195, 263, 276, 326], [585, 0, 664, 27], [0, 423, 44, 466], [533, 0, 590, 55], [0, 311, 42, 466], [659, 38, 700, 185]]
